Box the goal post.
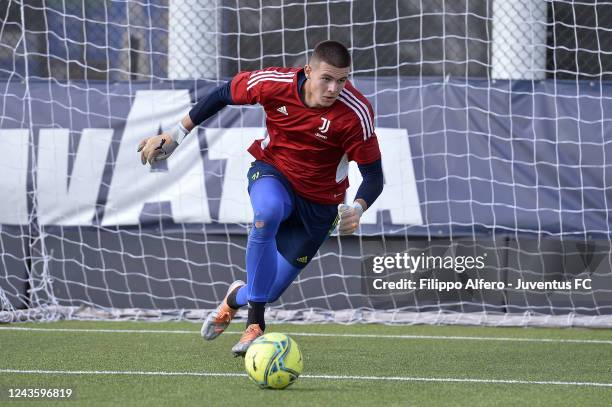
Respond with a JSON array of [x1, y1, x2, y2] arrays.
[[1, 0, 612, 327]]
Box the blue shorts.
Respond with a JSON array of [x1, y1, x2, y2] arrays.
[[247, 160, 339, 268]]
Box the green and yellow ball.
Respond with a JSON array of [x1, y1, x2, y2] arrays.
[[244, 333, 303, 389]]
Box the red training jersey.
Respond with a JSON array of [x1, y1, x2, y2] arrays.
[[230, 67, 381, 204]]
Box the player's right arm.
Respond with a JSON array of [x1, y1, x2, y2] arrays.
[[138, 70, 271, 165], [138, 114, 196, 165], [138, 81, 234, 164]]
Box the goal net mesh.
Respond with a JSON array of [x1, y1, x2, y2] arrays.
[[1, 0, 611, 327]]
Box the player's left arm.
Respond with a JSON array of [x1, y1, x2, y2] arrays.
[[337, 102, 384, 235], [338, 158, 384, 234]]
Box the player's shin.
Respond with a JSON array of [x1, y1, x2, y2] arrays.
[[247, 301, 266, 331], [266, 253, 301, 303]]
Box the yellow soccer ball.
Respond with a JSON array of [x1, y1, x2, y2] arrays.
[[244, 332, 303, 389]]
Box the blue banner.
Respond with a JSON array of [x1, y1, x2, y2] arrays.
[[1, 78, 611, 237]]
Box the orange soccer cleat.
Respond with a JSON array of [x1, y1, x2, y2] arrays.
[[201, 280, 245, 340], [231, 323, 264, 357]]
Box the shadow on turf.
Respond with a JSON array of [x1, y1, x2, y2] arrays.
[[251, 386, 336, 393]]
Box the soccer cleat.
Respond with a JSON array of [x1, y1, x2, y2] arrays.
[[231, 323, 264, 357], [201, 280, 245, 341]]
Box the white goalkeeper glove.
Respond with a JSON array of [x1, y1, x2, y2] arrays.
[[137, 122, 190, 165], [337, 201, 364, 235]]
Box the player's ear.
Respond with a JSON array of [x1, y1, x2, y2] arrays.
[[304, 64, 312, 79]]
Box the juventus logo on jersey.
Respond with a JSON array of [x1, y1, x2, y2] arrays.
[[318, 117, 331, 133]]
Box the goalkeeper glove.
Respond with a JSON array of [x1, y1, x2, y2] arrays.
[[137, 122, 190, 165], [337, 201, 364, 235]]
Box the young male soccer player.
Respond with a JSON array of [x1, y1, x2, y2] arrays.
[[138, 41, 384, 356]]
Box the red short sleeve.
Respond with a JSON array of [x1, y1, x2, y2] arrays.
[[342, 127, 381, 164], [341, 101, 381, 164], [230, 68, 296, 105], [230, 71, 261, 105]]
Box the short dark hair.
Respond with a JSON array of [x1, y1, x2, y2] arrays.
[[311, 41, 351, 68]]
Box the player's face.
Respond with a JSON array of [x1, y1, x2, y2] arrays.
[[304, 61, 350, 108]]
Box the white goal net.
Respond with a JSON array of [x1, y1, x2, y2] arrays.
[[1, 0, 611, 327]]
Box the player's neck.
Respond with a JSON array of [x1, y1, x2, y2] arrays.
[[300, 79, 314, 108], [301, 80, 323, 109]]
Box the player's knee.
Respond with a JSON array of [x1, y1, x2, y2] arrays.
[[252, 201, 284, 229], [251, 213, 280, 241], [267, 294, 280, 303], [266, 288, 283, 303], [252, 211, 280, 229]]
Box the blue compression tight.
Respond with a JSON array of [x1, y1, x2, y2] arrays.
[[234, 177, 301, 305]]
